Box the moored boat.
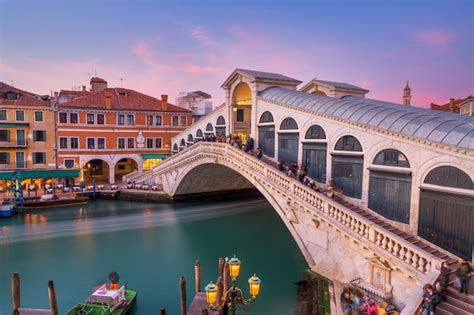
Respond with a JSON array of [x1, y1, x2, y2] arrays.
[[22, 194, 89, 209], [0, 200, 15, 217], [67, 272, 137, 315]]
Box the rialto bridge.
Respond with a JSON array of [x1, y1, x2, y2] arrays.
[[125, 69, 474, 314]]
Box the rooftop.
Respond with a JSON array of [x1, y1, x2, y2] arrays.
[[58, 87, 190, 112], [259, 87, 474, 150], [222, 68, 302, 88], [309, 79, 369, 93], [0, 82, 50, 107]]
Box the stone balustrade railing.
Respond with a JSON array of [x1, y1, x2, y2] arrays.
[[134, 142, 440, 276]]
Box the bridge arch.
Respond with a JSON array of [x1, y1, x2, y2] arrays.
[[257, 111, 275, 157], [302, 124, 327, 183], [170, 157, 315, 265], [231, 82, 252, 143], [277, 117, 299, 164]]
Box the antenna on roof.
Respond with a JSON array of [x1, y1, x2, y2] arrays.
[[87, 73, 92, 80], [119, 78, 123, 88]]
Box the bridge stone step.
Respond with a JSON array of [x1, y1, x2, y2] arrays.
[[437, 300, 473, 315]]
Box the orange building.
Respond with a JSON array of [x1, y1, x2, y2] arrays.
[[57, 78, 191, 184]]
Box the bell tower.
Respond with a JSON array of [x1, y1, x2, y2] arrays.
[[403, 81, 411, 106]]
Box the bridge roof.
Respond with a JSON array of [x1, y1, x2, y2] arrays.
[[259, 87, 474, 150]]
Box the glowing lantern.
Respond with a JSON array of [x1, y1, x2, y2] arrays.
[[205, 281, 218, 306], [228, 255, 241, 280], [248, 274, 261, 297]]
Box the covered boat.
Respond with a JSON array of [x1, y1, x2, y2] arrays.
[[22, 194, 89, 209]]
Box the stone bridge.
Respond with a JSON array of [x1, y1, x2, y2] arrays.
[[129, 141, 445, 314]]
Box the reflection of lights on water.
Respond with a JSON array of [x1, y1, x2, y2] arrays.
[[23, 213, 47, 224]]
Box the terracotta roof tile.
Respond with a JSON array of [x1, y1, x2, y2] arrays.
[[58, 87, 190, 112], [0, 81, 50, 107]]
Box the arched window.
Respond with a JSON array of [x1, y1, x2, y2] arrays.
[[369, 149, 411, 223], [419, 166, 473, 259], [216, 116, 225, 126], [424, 166, 472, 189], [334, 135, 362, 152], [180, 139, 185, 146], [280, 117, 298, 130], [373, 149, 409, 168], [196, 129, 203, 138], [187, 134, 193, 142], [305, 125, 326, 139], [259, 111, 274, 123], [173, 144, 178, 151], [206, 123, 213, 132]]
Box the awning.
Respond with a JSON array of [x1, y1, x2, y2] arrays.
[[141, 154, 169, 160], [0, 169, 79, 180], [0, 122, 30, 128]]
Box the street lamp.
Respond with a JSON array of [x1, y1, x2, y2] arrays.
[[205, 255, 261, 315]]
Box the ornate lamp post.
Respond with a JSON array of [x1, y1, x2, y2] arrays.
[[204, 255, 261, 315]]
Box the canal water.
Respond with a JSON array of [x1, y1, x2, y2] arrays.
[[0, 196, 308, 314]]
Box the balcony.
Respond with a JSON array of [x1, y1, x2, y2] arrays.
[[0, 141, 28, 149]]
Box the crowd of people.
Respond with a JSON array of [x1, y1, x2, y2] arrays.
[[421, 259, 472, 315], [340, 284, 393, 315]]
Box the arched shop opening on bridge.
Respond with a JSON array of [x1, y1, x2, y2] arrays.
[[215, 115, 226, 137], [302, 124, 327, 184], [114, 158, 138, 182], [82, 159, 110, 184], [331, 135, 363, 199], [258, 111, 275, 158], [418, 166, 474, 260], [278, 117, 299, 165], [232, 82, 252, 144]]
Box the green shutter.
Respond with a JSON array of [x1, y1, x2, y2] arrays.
[[42, 152, 46, 163], [43, 131, 46, 141], [6, 130, 10, 142], [6, 152, 10, 164], [32, 153, 36, 164], [33, 131, 37, 141]]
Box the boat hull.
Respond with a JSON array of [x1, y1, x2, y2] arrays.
[[66, 289, 137, 315], [22, 196, 89, 209]]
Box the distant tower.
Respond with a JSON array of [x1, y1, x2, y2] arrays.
[[403, 81, 411, 106]]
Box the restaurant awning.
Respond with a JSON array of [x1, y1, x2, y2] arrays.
[[0, 169, 79, 180], [141, 154, 169, 160]]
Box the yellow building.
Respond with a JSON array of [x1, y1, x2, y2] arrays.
[[0, 82, 78, 190]]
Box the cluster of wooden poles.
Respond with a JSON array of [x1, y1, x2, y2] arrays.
[[10, 257, 232, 315], [11, 272, 59, 315], [160, 258, 233, 315]]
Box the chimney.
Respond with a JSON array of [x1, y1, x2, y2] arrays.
[[54, 91, 59, 98], [82, 85, 86, 92], [161, 95, 168, 111], [449, 98, 455, 112], [104, 90, 113, 109], [90, 77, 108, 93]]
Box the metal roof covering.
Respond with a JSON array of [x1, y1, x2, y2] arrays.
[[235, 69, 302, 83], [259, 87, 474, 150], [311, 79, 369, 92]]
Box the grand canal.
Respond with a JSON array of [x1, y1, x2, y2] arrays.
[[0, 196, 308, 314]]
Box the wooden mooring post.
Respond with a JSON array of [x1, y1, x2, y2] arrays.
[[180, 276, 187, 315], [12, 272, 20, 315], [218, 257, 224, 279], [195, 260, 201, 293], [223, 262, 230, 293], [159, 308, 167, 315], [48, 280, 58, 315]]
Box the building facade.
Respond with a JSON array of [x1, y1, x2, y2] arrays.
[[0, 82, 78, 189], [57, 78, 191, 184]]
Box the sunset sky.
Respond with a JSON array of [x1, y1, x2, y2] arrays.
[[1, 0, 472, 108]]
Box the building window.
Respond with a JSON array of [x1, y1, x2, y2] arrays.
[[97, 113, 105, 125], [87, 113, 95, 124], [155, 116, 162, 126], [127, 137, 135, 148], [97, 138, 105, 149], [16, 130, 25, 145], [70, 112, 78, 124], [155, 138, 162, 148], [0, 152, 9, 164], [70, 137, 79, 149], [118, 138, 125, 149], [32, 152, 46, 164], [5, 92, 17, 100], [236, 109, 244, 122], [118, 114, 125, 125], [87, 138, 95, 149], [33, 130, 46, 142], [179, 116, 187, 126], [0, 110, 6, 120], [127, 114, 134, 126], [59, 137, 68, 149], [0, 130, 10, 142], [35, 111, 43, 122], [172, 116, 179, 126], [16, 111, 25, 121], [146, 138, 154, 149], [147, 115, 153, 126], [64, 159, 74, 168], [59, 112, 68, 123], [16, 152, 25, 168]]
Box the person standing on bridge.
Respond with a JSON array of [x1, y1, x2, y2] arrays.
[[456, 260, 472, 295]]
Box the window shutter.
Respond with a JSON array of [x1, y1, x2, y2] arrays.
[[6, 152, 10, 164], [33, 131, 37, 141], [42, 152, 46, 163], [43, 131, 46, 141], [6, 130, 10, 142], [32, 153, 36, 164]]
